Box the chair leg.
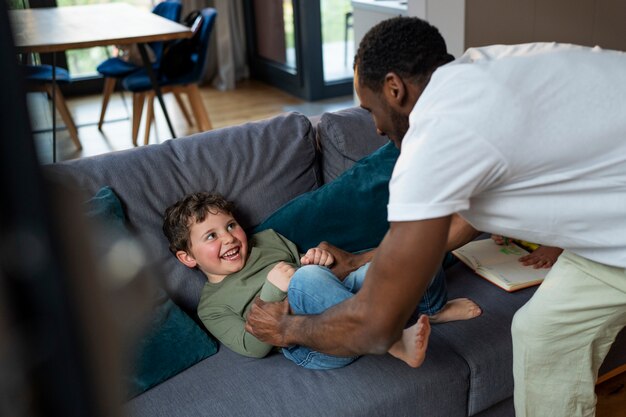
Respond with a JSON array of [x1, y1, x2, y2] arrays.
[[144, 92, 154, 146], [98, 77, 116, 131], [131, 92, 146, 147], [186, 84, 212, 131], [173, 91, 193, 128], [46, 84, 82, 151]]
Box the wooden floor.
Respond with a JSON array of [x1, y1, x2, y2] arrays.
[[26, 79, 626, 416], [29, 79, 353, 164]]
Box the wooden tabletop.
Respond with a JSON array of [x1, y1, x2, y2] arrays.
[[10, 3, 191, 54]]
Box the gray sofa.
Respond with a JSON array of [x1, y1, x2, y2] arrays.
[[47, 107, 626, 417]]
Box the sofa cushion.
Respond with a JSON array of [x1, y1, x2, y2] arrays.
[[126, 334, 469, 417], [315, 107, 390, 183], [435, 257, 537, 415], [85, 187, 218, 398], [253, 142, 399, 253], [46, 112, 319, 313]]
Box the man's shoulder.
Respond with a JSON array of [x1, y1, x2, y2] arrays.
[[455, 42, 600, 64]]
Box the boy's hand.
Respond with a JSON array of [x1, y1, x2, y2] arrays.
[[300, 247, 335, 267], [267, 262, 296, 292], [518, 246, 563, 269], [316, 241, 374, 280], [491, 234, 509, 245]]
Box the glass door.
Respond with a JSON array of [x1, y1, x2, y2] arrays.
[[321, 0, 353, 83], [245, 0, 353, 101]]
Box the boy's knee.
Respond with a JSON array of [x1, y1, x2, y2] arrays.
[[288, 266, 334, 312], [290, 265, 327, 287]]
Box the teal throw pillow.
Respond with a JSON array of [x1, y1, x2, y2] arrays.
[[253, 142, 399, 253], [125, 295, 218, 398], [84, 184, 126, 233], [85, 187, 218, 398]]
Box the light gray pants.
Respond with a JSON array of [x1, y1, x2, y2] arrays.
[[512, 250, 626, 417]]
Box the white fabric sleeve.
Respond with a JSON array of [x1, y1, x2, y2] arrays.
[[387, 117, 507, 222], [455, 42, 603, 64]]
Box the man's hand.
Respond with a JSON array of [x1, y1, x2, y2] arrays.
[[245, 297, 291, 347], [300, 247, 335, 267], [317, 241, 374, 280]]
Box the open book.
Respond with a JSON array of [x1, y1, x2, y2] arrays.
[[452, 239, 549, 292]]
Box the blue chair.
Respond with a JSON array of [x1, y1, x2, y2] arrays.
[[96, 0, 182, 130], [23, 64, 82, 150], [121, 7, 217, 146]]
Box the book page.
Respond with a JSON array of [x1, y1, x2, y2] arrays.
[[452, 239, 528, 267], [453, 238, 549, 291], [479, 262, 549, 287]]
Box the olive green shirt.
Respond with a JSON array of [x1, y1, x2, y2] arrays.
[[197, 229, 300, 358]]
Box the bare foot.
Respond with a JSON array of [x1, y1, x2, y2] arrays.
[[429, 298, 482, 324], [387, 315, 431, 368], [518, 245, 563, 269]]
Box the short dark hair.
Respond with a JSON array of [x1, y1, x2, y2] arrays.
[[162, 192, 236, 254], [355, 16, 454, 92]]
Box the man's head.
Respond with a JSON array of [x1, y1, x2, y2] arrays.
[[354, 17, 453, 147], [163, 192, 248, 283]]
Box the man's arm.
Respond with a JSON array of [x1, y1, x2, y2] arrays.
[[446, 213, 480, 252], [317, 213, 476, 280], [245, 216, 451, 356]]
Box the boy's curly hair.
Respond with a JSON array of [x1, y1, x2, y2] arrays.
[[354, 16, 454, 92], [163, 192, 236, 254]]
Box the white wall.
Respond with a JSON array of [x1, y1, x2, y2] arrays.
[[408, 0, 465, 58]]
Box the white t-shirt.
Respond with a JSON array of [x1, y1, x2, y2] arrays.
[[388, 43, 626, 268]]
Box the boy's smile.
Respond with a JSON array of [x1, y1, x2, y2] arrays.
[[177, 210, 249, 283]]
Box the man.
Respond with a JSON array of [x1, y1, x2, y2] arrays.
[[246, 17, 626, 417]]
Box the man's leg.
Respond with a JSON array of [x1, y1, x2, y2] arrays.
[[512, 251, 626, 417]]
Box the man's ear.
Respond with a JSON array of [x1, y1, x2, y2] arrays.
[[176, 250, 197, 269], [382, 72, 407, 107]]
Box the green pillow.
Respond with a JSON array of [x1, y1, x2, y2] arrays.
[[85, 187, 218, 398], [84, 184, 126, 233], [125, 295, 217, 398], [253, 142, 399, 253]]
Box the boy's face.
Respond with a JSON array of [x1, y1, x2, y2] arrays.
[[176, 210, 248, 283]]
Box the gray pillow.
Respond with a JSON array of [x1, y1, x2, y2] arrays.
[[315, 107, 390, 183]]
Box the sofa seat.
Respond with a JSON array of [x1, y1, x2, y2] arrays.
[[126, 337, 470, 417]]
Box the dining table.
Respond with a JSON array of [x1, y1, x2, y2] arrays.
[[10, 3, 192, 162]]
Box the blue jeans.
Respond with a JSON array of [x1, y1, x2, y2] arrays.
[[282, 263, 448, 370]]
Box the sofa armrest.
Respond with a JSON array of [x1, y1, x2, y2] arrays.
[[314, 107, 390, 183]]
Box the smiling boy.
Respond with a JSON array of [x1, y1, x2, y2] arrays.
[[163, 192, 434, 369]]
